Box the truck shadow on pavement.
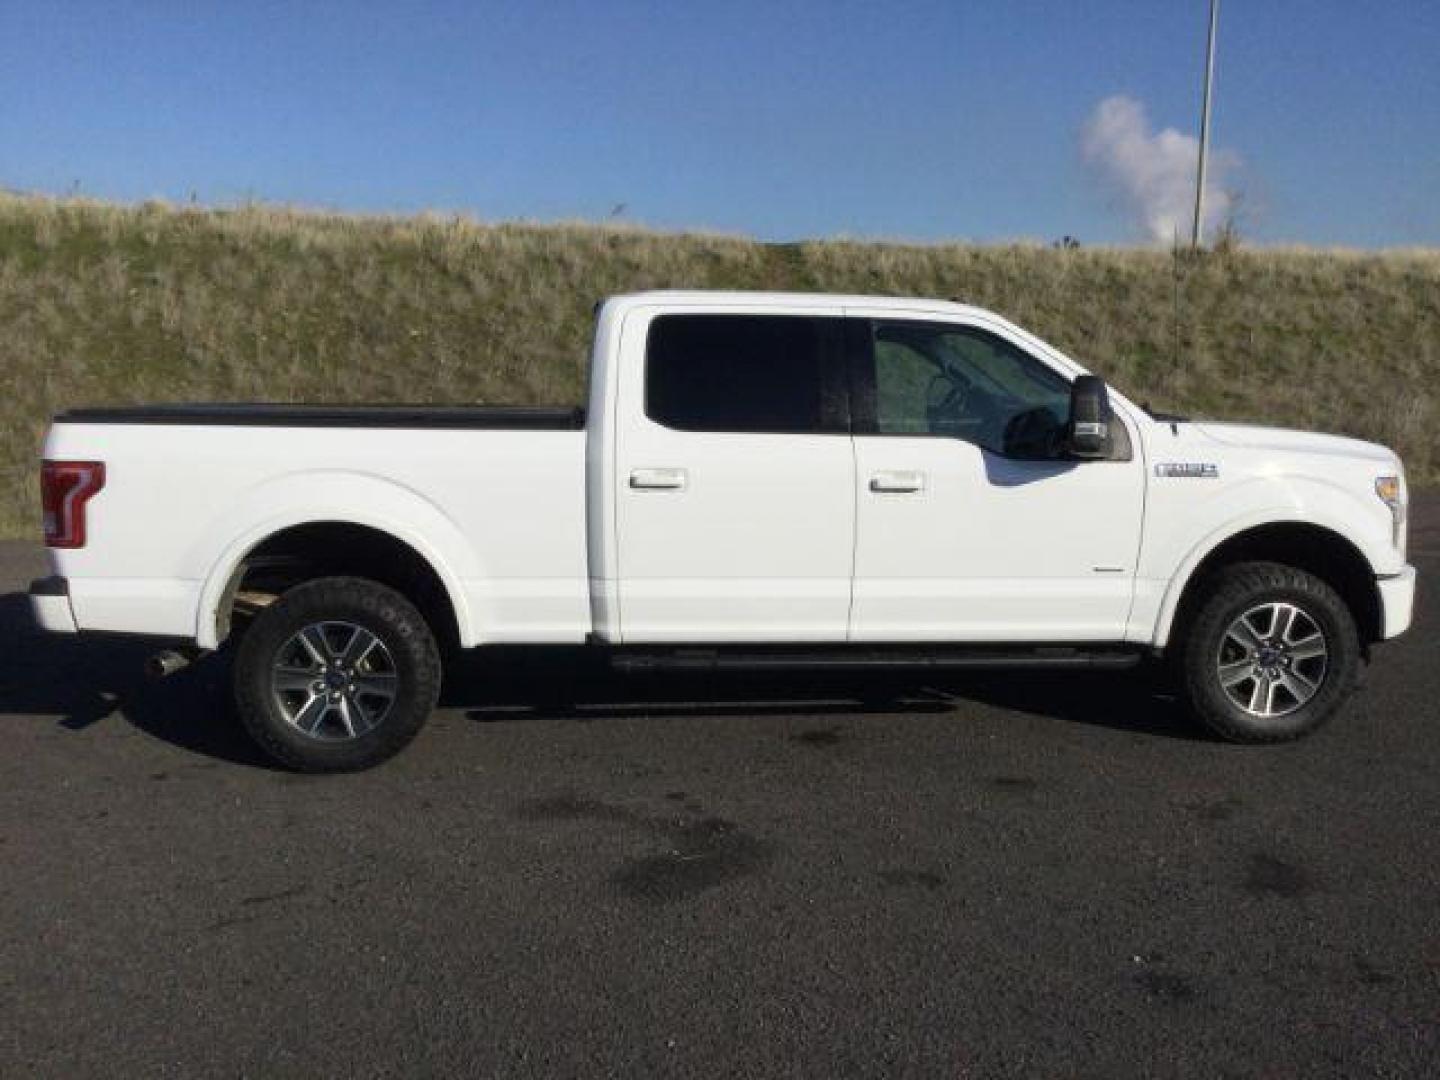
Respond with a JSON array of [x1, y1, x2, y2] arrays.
[[0, 593, 277, 767], [448, 647, 1200, 740], [0, 590, 1204, 769]]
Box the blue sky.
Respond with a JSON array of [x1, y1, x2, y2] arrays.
[[2, 1, 1436, 246]]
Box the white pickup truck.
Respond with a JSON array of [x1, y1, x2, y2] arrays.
[[31, 290, 1415, 770]]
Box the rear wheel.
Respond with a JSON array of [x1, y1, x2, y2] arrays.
[[1178, 561, 1360, 743], [234, 576, 441, 771]]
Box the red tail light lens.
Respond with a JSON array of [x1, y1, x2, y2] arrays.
[[41, 461, 106, 548]]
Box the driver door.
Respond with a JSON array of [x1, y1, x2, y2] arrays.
[[846, 312, 1145, 642]]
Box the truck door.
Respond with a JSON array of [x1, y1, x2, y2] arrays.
[[847, 313, 1145, 642], [612, 308, 854, 642]]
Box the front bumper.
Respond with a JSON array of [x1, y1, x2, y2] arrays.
[[28, 576, 78, 634], [1377, 565, 1417, 640]]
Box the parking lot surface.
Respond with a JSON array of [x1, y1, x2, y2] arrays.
[[1, 498, 1436, 1077]]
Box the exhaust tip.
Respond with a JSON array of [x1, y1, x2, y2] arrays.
[[146, 650, 190, 679]]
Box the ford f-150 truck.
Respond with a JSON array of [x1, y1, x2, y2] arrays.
[[30, 291, 1416, 770]]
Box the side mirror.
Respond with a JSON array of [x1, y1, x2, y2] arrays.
[[1067, 375, 1112, 459]]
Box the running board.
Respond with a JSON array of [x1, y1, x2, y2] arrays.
[[609, 646, 1143, 674]]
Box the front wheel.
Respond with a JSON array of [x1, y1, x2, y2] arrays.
[[234, 576, 441, 771], [1177, 561, 1361, 743]]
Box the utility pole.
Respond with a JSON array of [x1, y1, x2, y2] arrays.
[[1191, 0, 1219, 247]]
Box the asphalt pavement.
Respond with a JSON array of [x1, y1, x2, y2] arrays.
[[1, 499, 1437, 1077]]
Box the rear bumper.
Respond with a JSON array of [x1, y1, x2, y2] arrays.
[[1377, 566, 1416, 640], [28, 576, 78, 634]]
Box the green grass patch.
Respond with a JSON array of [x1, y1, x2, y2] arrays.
[[1, 194, 1436, 538]]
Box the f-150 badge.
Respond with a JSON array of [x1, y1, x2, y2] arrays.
[[1155, 462, 1219, 478]]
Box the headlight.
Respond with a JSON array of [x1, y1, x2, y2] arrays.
[[1375, 474, 1407, 554]]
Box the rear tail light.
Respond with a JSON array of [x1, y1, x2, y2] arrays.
[[41, 460, 106, 548]]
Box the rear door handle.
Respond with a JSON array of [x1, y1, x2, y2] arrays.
[[869, 470, 925, 494], [630, 467, 688, 491]]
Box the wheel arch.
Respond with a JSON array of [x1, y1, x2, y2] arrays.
[[189, 470, 482, 650], [1157, 519, 1382, 651], [197, 519, 475, 653]]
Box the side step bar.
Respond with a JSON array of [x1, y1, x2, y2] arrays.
[[610, 646, 1143, 674]]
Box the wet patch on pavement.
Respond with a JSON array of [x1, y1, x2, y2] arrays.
[[877, 869, 946, 891], [516, 791, 775, 904], [791, 725, 845, 747], [1243, 852, 1313, 899]]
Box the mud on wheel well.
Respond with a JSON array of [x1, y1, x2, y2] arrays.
[[216, 522, 460, 649], [1170, 522, 1382, 648]]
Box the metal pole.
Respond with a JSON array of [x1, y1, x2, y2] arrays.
[[1191, 0, 1219, 247]]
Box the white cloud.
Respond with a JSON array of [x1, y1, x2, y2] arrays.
[[1081, 95, 1239, 244]]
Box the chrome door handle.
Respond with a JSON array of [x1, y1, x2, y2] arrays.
[[630, 468, 688, 491], [869, 470, 925, 494]]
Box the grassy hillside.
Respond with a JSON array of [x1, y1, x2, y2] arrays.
[[2, 194, 1437, 538]]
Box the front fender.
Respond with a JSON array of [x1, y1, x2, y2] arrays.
[[189, 470, 479, 649], [1144, 474, 1396, 649]]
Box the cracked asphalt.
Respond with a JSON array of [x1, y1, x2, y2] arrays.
[[1, 496, 1436, 1077]]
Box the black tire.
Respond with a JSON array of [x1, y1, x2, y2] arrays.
[[1177, 561, 1360, 743], [234, 576, 441, 772]]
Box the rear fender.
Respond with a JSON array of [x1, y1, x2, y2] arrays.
[[190, 471, 479, 649]]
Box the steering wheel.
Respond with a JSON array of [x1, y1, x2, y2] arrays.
[[925, 373, 968, 421], [1002, 406, 1066, 459]]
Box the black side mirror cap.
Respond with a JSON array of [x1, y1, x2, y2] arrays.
[[1068, 375, 1112, 458]]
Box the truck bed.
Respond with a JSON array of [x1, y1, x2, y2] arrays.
[[55, 403, 586, 430], [42, 412, 590, 646]]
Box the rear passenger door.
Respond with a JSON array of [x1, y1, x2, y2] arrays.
[[613, 308, 854, 642]]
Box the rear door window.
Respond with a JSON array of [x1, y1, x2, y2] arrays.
[[645, 314, 846, 433]]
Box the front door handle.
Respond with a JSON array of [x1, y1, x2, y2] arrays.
[[869, 470, 926, 494], [630, 467, 688, 491]]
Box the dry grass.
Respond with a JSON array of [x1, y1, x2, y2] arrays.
[[2, 194, 1436, 537]]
